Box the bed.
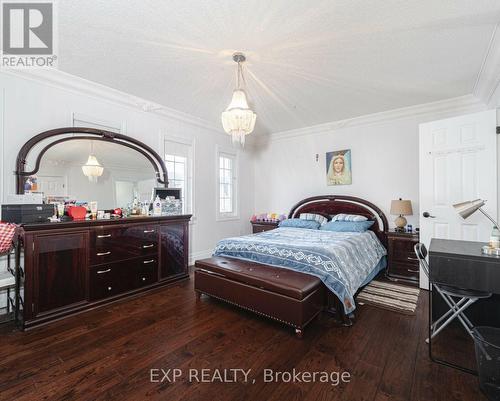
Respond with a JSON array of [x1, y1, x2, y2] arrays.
[[194, 195, 389, 336]]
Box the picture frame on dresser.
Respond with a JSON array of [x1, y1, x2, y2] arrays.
[[386, 230, 420, 285]]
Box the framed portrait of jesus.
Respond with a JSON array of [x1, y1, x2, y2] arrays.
[[326, 149, 352, 185]]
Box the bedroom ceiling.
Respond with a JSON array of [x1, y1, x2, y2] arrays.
[[57, 0, 500, 135]]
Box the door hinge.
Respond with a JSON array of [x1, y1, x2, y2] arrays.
[[496, 126, 500, 134], [32, 242, 34, 251], [31, 303, 34, 313]]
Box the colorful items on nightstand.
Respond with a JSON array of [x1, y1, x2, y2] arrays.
[[251, 213, 286, 223]]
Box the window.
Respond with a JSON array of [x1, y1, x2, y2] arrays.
[[164, 138, 194, 215], [217, 148, 238, 219]]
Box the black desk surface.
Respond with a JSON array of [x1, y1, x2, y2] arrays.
[[429, 238, 500, 360], [429, 238, 500, 263], [429, 238, 500, 294]]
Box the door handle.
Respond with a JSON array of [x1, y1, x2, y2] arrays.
[[143, 259, 155, 264], [97, 268, 111, 274], [97, 251, 111, 256], [422, 212, 436, 218], [143, 230, 155, 233], [142, 244, 154, 249], [97, 234, 111, 238]]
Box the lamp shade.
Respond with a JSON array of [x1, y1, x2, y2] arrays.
[[453, 199, 486, 219], [82, 154, 104, 182], [221, 89, 257, 146], [390, 199, 413, 216]]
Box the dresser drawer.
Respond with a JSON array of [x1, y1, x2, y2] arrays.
[[89, 255, 159, 300], [89, 263, 133, 300], [135, 257, 158, 288], [251, 223, 279, 234], [90, 224, 159, 264], [390, 240, 418, 262], [386, 232, 420, 284], [389, 261, 420, 279]]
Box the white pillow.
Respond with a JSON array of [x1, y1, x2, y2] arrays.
[[331, 213, 368, 222], [299, 213, 328, 226]]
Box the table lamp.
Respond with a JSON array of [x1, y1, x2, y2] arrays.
[[453, 199, 500, 255], [390, 198, 413, 231], [453, 199, 499, 226]]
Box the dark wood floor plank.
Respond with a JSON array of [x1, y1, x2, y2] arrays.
[[0, 278, 488, 401]]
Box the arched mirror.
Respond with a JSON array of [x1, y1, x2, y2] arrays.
[[15, 127, 169, 210]]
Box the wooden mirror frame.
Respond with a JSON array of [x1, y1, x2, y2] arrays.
[[15, 127, 169, 194]]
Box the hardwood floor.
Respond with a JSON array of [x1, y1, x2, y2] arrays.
[[0, 278, 486, 401]]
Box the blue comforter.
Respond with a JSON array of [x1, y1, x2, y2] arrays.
[[213, 227, 387, 313]]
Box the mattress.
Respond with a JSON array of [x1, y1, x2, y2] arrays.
[[213, 227, 387, 313]]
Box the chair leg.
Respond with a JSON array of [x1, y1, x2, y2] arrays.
[[6, 287, 10, 314], [440, 293, 476, 338], [431, 296, 468, 330], [431, 298, 477, 340]]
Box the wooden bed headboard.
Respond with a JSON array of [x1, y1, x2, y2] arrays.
[[288, 195, 389, 247]]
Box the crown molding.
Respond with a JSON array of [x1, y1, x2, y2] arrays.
[[473, 23, 500, 106], [1, 68, 224, 135], [262, 94, 486, 143]]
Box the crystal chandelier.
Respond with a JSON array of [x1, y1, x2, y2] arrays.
[[221, 52, 257, 146], [82, 142, 104, 183]]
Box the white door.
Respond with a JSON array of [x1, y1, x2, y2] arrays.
[[419, 110, 497, 289]]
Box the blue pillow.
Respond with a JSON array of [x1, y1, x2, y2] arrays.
[[279, 218, 320, 230], [320, 220, 374, 232]]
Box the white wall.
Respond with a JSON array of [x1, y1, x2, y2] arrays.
[[253, 99, 487, 230], [0, 71, 255, 277]]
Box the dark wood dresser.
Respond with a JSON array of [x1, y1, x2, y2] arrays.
[[386, 230, 420, 285], [21, 215, 191, 329], [251, 221, 279, 233]]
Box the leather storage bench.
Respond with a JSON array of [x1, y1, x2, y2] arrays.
[[194, 256, 325, 337]]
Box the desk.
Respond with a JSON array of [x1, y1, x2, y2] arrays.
[[429, 238, 500, 374]]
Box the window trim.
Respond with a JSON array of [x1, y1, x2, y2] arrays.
[[216, 145, 239, 221], [163, 134, 195, 221], [72, 112, 126, 133]]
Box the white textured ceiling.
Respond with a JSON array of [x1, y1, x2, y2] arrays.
[[58, 1, 500, 134]]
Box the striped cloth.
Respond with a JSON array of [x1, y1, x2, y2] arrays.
[[299, 213, 328, 226], [331, 213, 368, 222], [357, 280, 420, 315]]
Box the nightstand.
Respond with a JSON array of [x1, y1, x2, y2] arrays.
[[386, 230, 420, 285], [251, 221, 279, 233]]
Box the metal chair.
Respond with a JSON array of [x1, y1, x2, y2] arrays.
[[414, 243, 492, 343], [0, 224, 22, 324]]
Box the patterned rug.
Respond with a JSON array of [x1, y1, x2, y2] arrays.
[[357, 280, 420, 315]]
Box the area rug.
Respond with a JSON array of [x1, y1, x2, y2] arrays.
[[356, 280, 420, 315]]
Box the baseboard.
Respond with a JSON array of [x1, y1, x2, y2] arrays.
[[189, 249, 213, 265]]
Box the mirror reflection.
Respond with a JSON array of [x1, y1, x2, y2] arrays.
[[25, 139, 156, 210]]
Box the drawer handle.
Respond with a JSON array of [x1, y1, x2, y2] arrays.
[[97, 234, 111, 238], [142, 244, 155, 249], [407, 268, 419, 273], [107, 286, 112, 291], [97, 251, 111, 256], [143, 229, 155, 233], [407, 256, 418, 261], [143, 259, 155, 264], [97, 268, 111, 274]]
